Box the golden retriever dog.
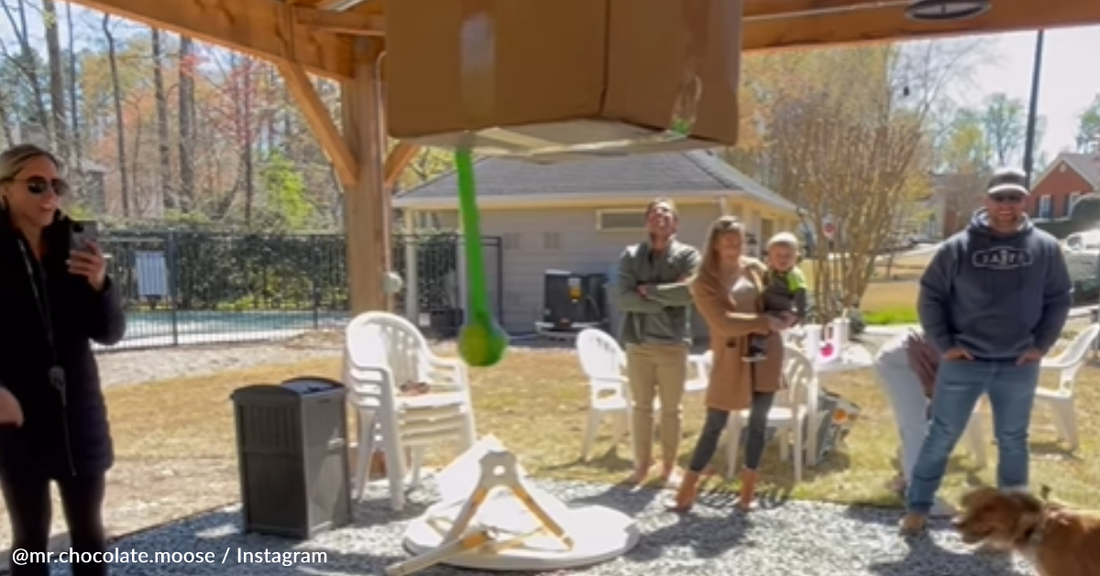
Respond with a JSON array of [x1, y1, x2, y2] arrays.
[[953, 487, 1100, 576]]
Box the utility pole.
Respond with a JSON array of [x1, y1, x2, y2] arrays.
[[1021, 29, 1045, 187]]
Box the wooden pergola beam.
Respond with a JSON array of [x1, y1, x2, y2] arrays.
[[74, 0, 355, 80], [294, 6, 384, 37], [341, 38, 389, 314], [383, 143, 419, 189], [276, 60, 358, 186], [744, 0, 908, 19], [743, 0, 1100, 50]]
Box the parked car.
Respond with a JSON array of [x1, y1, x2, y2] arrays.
[[1064, 230, 1100, 252]]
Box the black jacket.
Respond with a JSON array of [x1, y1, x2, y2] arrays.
[[0, 211, 126, 478]]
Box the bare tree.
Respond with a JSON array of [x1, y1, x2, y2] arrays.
[[2, 0, 48, 135], [151, 27, 173, 211], [102, 13, 129, 217], [770, 92, 925, 318], [178, 35, 196, 212], [42, 0, 67, 159], [727, 40, 987, 320], [64, 0, 82, 184], [979, 92, 1026, 167]]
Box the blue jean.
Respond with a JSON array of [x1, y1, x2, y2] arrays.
[[906, 359, 1040, 514]]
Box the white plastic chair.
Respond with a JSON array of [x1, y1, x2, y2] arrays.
[[575, 328, 632, 461], [964, 324, 1099, 467], [343, 311, 477, 511], [684, 351, 710, 396], [1037, 323, 1098, 451], [724, 345, 819, 482]]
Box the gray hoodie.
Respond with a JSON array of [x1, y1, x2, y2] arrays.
[[918, 208, 1072, 360]]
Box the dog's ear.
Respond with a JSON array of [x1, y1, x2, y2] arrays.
[[1006, 490, 1045, 514], [961, 487, 999, 510]]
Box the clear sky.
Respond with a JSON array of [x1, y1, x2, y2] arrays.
[[954, 25, 1100, 159]]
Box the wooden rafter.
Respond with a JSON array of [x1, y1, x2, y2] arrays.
[[68, 0, 1100, 79], [383, 143, 419, 189], [294, 6, 384, 37], [73, 0, 355, 80], [276, 60, 358, 186], [743, 0, 1100, 50], [744, 0, 908, 19]]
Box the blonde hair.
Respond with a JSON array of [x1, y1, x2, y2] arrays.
[[0, 143, 61, 183], [0, 144, 61, 210], [696, 216, 744, 280]]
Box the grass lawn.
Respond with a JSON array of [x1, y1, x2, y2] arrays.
[[96, 339, 1099, 527], [798, 262, 921, 325], [861, 282, 920, 325]]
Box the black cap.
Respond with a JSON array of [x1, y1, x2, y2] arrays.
[[986, 167, 1029, 196]]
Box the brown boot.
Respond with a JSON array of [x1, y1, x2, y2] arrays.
[[737, 469, 758, 511], [898, 512, 927, 536], [665, 471, 701, 513]]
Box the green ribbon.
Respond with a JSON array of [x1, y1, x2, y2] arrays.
[[455, 149, 507, 367]]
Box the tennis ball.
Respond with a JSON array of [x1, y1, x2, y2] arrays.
[[458, 319, 508, 367]]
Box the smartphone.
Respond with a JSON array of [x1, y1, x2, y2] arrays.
[[70, 220, 99, 253]]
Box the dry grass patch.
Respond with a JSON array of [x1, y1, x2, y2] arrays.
[[8, 341, 1096, 542], [860, 282, 920, 322]]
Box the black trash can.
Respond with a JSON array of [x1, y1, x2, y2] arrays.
[[231, 376, 352, 539]]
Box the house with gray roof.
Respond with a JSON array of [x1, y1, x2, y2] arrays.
[[1029, 152, 1100, 221], [393, 150, 798, 336]]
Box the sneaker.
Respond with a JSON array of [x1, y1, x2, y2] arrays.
[[898, 512, 927, 535]]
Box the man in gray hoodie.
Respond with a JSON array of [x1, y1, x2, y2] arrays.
[[900, 168, 1073, 534]]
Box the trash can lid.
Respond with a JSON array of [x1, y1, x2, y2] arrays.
[[229, 377, 343, 401], [281, 376, 344, 395], [230, 383, 285, 401]]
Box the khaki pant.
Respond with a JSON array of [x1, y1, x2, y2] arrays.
[[625, 342, 689, 469]]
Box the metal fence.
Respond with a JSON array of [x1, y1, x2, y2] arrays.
[[98, 231, 503, 350]]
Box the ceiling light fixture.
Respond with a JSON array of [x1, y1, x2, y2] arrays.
[[904, 0, 991, 21]]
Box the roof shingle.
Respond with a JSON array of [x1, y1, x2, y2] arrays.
[[396, 150, 795, 210], [1058, 152, 1100, 187]]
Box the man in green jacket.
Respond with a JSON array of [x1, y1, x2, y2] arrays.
[[615, 198, 700, 487]]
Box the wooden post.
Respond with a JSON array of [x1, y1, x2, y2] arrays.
[[341, 38, 389, 314]]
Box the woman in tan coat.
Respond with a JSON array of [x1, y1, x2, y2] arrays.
[[668, 216, 792, 512]]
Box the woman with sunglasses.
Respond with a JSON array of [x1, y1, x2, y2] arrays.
[[0, 143, 125, 576]]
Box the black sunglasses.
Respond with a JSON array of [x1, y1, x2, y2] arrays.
[[989, 193, 1024, 204], [16, 176, 69, 197]]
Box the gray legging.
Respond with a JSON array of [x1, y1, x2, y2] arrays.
[[688, 391, 776, 473]]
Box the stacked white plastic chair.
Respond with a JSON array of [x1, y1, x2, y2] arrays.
[[684, 351, 711, 397], [964, 323, 1098, 466], [575, 328, 633, 461], [343, 311, 477, 511], [724, 345, 820, 482], [1036, 323, 1099, 450]]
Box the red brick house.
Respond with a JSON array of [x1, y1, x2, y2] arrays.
[[1027, 153, 1100, 220]]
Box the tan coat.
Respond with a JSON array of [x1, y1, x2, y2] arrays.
[[690, 258, 785, 412]]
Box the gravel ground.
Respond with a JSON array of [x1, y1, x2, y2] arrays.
[[74, 478, 1036, 576]]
